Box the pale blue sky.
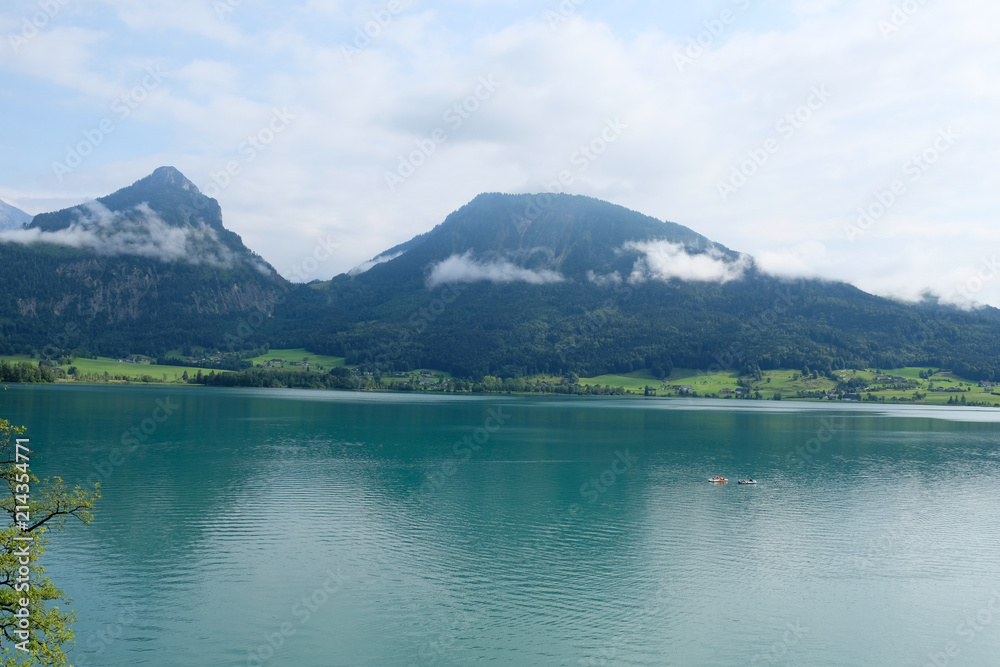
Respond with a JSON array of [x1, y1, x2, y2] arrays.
[[2, 0, 999, 307]]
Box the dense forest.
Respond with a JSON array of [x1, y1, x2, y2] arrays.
[[0, 360, 56, 383]]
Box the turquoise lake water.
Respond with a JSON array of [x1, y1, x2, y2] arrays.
[[4, 384, 1000, 666]]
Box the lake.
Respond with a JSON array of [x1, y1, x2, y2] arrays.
[[4, 384, 1000, 666]]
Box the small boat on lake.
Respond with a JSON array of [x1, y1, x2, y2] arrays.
[[708, 476, 728, 483], [738, 479, 757, 485]]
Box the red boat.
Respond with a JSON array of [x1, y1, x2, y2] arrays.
[[708, 476, 728, 483]]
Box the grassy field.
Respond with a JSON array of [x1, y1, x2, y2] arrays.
[[4, 351, 997, 406], [0, 355, 34, 364], [4, 349, 344, 383], [0, 355, 223, 382], [383, 369, 454, 384], [578, 366, 998, 406], [579, 368, 836, 397], [247, 349, 346, 370], [577, 369, 662, 392], [65, 357, 228, 381]]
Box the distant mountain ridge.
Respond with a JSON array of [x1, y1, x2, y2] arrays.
[[0, 198, 31, 231], [27, 166, 263, 266], [0, 166, 287, 357], [337, 192, 745, 293], [4, 171, 1000, 381], [283, 193, 1000, 380]]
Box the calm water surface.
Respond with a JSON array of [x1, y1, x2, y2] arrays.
[[4, 384, 1000, 666]]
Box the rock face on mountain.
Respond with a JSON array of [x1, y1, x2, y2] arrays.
[[0, 199, 31, 231], [0, 167, 288, 356]]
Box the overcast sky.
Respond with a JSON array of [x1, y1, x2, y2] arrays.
[[1, 0, 998, 306]]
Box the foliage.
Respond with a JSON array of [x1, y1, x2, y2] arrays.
[[0, 363, 53, 384], [193, 368, 362, 391], [0, 417, 100, 665]]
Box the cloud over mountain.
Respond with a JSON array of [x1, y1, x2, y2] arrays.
[[0, 199, 31, 231], [623, 240, 751, 284], [0, 201, 236, 266], [426, 251, 566, 288], [349, 251, 404, 276]]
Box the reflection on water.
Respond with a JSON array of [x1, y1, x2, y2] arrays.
[[3, 385, 999, 666]]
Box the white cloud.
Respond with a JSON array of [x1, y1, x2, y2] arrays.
[[0, 26, 118, 99], [175, 60, 244, 98], [754, 241, 831, 281], [0, 201, 238, 267], [755, 236, 1000, 310], [426, 251, 565, 288], [4, 0, 1000, 305], [586, 269, 623, 287], [348, 250, 404, 275], [94, 0, 245, 46], [624, 240, 751, 284]]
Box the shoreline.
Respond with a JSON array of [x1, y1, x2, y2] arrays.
[[9, 376, 996, 410]]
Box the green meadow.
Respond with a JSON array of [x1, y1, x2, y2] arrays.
[[578, 367, 998, 406], [0, 355, 222, 382], [3, 351, 996, 406], [247, 348, 346, 370], [64, 357, 227, 381]]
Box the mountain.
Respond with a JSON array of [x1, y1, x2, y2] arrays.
[[4, 176, 1000, 382], [282, 193, 1000, 380], [0, 199, 31, 231], [0, 167, 288, 357], [28, 166, 257, 261]]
